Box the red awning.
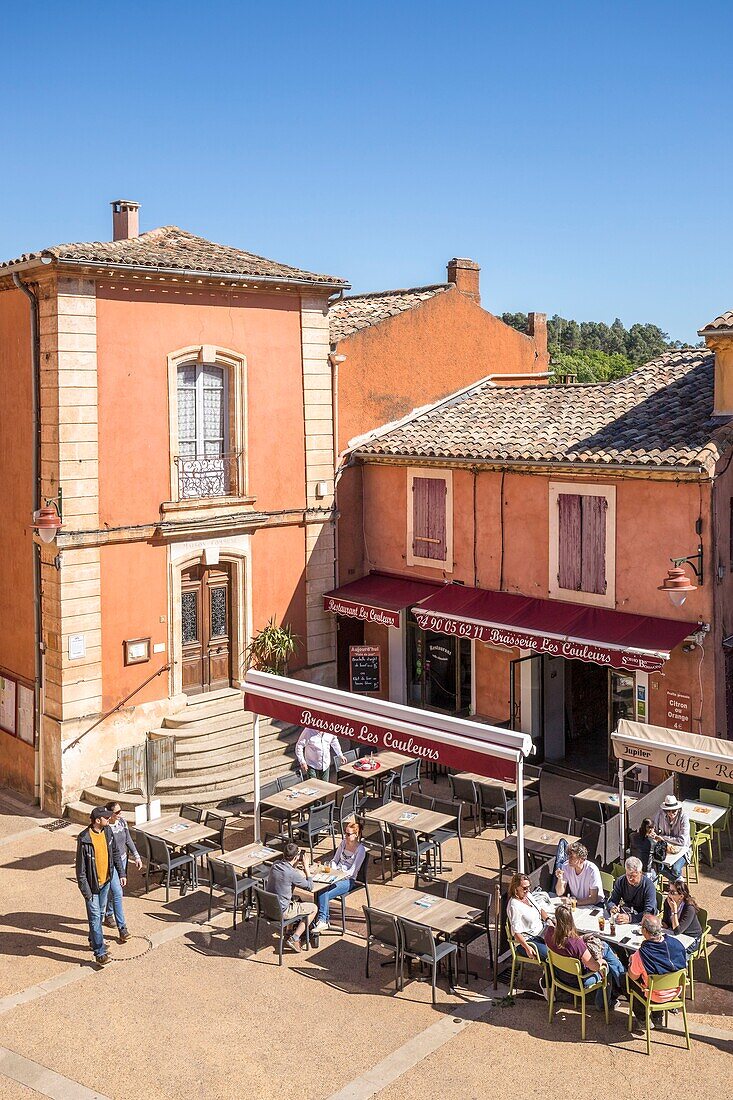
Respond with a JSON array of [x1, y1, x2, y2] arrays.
[[411, 585, 696, 672], [323, 571, 444, 630]]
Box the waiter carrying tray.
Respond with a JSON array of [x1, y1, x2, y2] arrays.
[[295, 726, 346, 781]]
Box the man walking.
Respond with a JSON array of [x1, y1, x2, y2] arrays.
[[295, 725, 346, 781], [75, 806, 126, 968], [103, 800, 142, 942]]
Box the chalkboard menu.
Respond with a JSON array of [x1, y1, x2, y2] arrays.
[[349, 645, 381, 694]]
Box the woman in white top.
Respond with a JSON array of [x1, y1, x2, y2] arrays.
[[507, 873, 550, 961], [311, 820, 366, 934], [555, 842, 604, 906]]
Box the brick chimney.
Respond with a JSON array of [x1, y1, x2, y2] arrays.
[[447, 258, 480, 304], [111, 199, 140, 241], [528, 311, 548, 361], [699, 311, 733, 416]]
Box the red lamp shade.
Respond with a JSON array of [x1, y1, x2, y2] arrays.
[[658, 565, 697, 607], [31, 506, 62, 544]]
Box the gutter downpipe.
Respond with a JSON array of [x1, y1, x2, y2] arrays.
[[13, 272, 43, 806], [328, 349, 346, 588]]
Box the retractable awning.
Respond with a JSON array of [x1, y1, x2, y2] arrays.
[[411, 585, 696, 673], [244, 670, 533, 869], [323, 571, 444, 630], [613, 719, 733, 783]]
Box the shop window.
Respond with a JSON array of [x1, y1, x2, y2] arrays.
[[407, 469, 453, 569], [549, 483, 615, 607]]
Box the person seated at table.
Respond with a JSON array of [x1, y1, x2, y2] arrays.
[[628, 913, 688, 1029], [662, 879, 702, 956], [507, 873, 550, 965], [265, 841, 317, 952], [544, 903, 624, 1010], [606, 857, 657, 923], [651, 794, 691, 882], [311, 820, 366, 935], [629, 818, 657, 878], [555, 842, 604, 906]]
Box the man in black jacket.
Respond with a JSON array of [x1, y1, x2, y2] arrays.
[[75, 807, 126, 967]]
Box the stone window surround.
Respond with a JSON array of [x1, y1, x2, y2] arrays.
[[164, 344, 250, 511]]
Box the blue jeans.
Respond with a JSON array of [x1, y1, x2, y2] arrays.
[[552, 838, 569, 884], [599, 942, 625, 1008], [660, 855, 687, 882], [316, 877, 354, 923], [85, 882, 112, 959], [517, 935, 548, 962], [105, 860, 128, 929]]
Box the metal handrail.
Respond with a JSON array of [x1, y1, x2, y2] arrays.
[[63, 662, 171, 752]]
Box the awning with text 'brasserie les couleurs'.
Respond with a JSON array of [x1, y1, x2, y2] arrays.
[[322, 571, 444, 630], [411, 585, 696, 673], [243, 669, 532, 782]]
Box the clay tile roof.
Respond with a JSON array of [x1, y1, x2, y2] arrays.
[[0, 225, 348, 287], [355, 350, 733, 473], [699, 309, 733, 334], [329, 283, 450, 342]]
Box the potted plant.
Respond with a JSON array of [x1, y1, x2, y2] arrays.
[[244, 617, 300, 676]]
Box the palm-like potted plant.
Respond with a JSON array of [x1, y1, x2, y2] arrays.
[[244, 617, 300, 676]]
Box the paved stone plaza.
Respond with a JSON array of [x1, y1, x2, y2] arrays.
[[0, 786, 730, 1100]]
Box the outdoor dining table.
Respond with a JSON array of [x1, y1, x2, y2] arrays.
[[216, 842, 281, 874], [338, 750, 412, 784], [501, 824, 580, 859], [137, 813, 218, 848], [374, 886, 482, 937], [681, 798, 727, 828], [455, 771, 539, 795], [363, 799, 455, 837], [260, 779, 342, 816], [575, 784, 638, 810], [551, 898, 695, 956]]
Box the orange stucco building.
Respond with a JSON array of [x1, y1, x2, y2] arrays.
[[0, 202, 348, 812], [326, 340, 733, 781]]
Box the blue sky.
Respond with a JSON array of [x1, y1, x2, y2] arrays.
[[1, 1, 731, 343]]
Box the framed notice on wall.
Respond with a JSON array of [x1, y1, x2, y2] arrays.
[[17, 685, 35, 745], [349, 645, 381, 694], [666, 691, 692, 732], [0, 677, 17, 735]]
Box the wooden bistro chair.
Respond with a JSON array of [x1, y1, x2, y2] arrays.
[[547, 949, 608, 1040], [627, 970, 690, 1055]]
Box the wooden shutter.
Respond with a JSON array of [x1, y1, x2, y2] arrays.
[[580, 495, 607, 594], [413, 476, 447, 561], [558, 493, 582, 589]]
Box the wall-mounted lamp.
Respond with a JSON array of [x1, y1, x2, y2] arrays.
[[30, 490, 63, 544], [658, 545, 703, 607]]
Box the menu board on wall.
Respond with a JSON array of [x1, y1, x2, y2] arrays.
[[0, 677, 17, 735], [17, 685, 34, 745], [349, 646, 381, 694], [666, 690, 692, 732]]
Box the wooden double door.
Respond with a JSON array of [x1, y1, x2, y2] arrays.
[[181, 564, 232, 695]]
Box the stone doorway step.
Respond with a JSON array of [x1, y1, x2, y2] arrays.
[[66, 688, 298, 824]]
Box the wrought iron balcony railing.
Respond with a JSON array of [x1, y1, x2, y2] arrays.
[[175, 451, 242, 500]]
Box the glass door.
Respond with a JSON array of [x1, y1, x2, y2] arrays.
[[406, 615, 471, 715]]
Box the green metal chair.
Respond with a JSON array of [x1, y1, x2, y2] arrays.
[[599, 869, 615, 895], [697, 788, 731, 859], [506, 920, 547, 997], [687, 906, 712, 1000], [627, 969, 690, 1055], [547, 949, 608, 1040], [688, 820, 713, 882]]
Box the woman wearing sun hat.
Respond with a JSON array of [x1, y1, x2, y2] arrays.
[[651, 793, 691, 882]]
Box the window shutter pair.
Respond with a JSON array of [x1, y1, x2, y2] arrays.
[[558, 493, 607, 595], [412, 477, 447, 561]]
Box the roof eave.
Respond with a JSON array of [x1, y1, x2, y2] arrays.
[[351, 452, 710, 478], [49, 256, 349, 291]]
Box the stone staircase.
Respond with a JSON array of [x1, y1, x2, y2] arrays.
[[66, 688, 299, 824]]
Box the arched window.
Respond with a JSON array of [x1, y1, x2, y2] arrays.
[[176, 363, 229, 498]]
